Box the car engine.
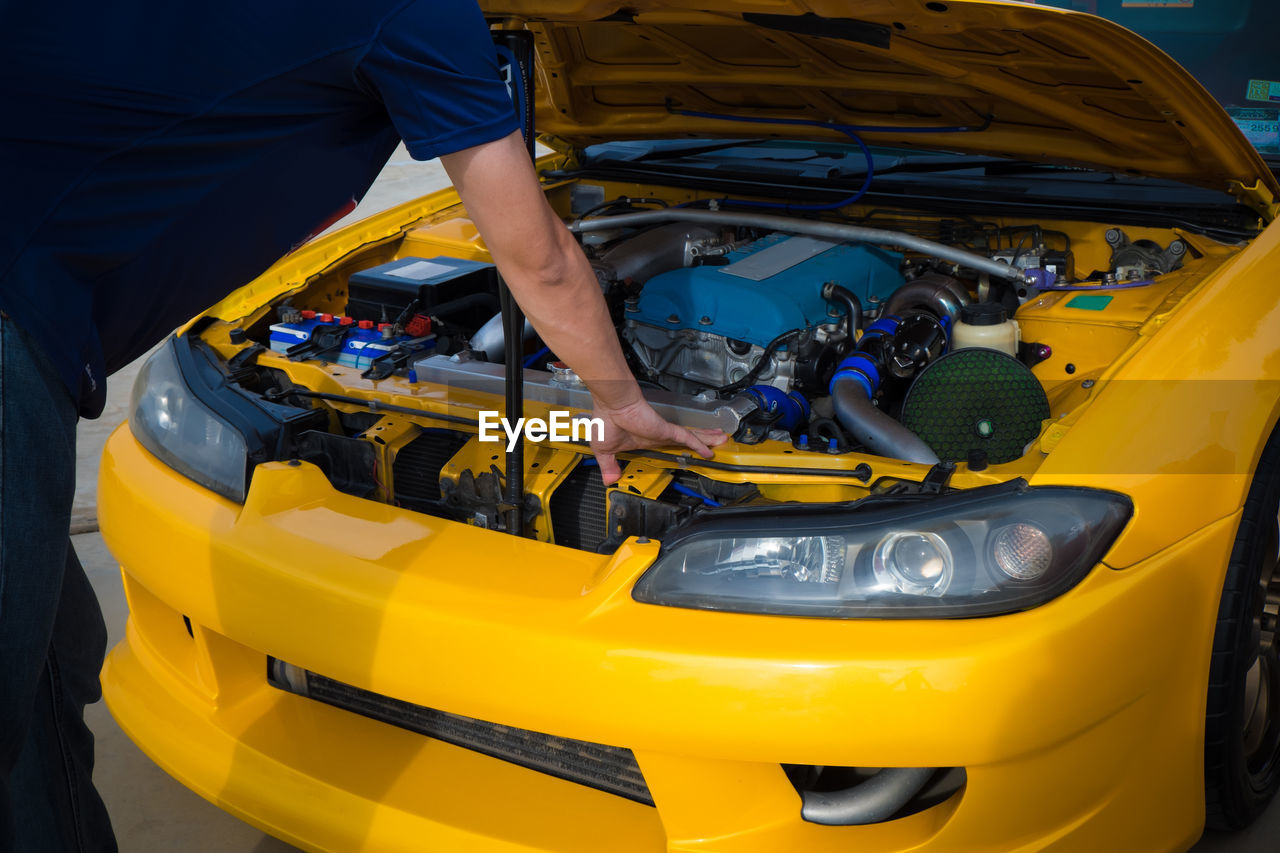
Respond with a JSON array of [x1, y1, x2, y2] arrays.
[[226, 201, 1205, 550], [564, 214, 1062, 465], [257, 209, 1188, 475], [619, 231, 903, 395]]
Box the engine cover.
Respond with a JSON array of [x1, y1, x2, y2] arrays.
[[626, 233, 903, 347]]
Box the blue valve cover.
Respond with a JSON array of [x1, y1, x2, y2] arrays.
[[629, 234, 903, 347]]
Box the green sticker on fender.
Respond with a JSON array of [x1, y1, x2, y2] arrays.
[[1066, 295, 1113, 311]]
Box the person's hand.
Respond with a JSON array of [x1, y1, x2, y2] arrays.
[[445, 133, 726, 481], [590, 399, 728, 485]]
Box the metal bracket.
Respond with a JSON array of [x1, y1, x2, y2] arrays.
[[920, 461, 957, 495]]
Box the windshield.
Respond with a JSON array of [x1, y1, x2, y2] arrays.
[[1034, 0, 1280, 154]]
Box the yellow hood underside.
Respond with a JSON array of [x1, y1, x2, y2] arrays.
[[483, 0, 1277, 217]]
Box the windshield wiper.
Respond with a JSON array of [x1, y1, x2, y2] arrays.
[[867, 155, 1042, 178], [603, 146, 1073, 180], [628, 139, 773, 163]]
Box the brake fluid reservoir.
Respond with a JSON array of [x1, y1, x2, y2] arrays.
[[952, 302, 1019, 356]]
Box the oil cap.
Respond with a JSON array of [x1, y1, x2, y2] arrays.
[[959, 302, 1006, 326]]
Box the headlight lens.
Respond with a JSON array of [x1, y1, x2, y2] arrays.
[[129, 338, 250, 502], [873, 531, 953, 596], [632, 484, 1131, 618]]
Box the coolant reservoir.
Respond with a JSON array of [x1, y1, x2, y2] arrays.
[[952, 302, 1019, 356]]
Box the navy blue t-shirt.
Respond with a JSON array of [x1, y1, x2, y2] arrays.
[[0, 1, 520, 417]]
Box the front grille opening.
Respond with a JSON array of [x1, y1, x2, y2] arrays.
[[392, 428, 470, 512], [785, 764, 966, 823], [549, 461, 609, 551], [267, 658, 653, 805], [389, 432, 613, 552]]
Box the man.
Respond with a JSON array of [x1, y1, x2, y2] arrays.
[[0, 2, 723, 849]]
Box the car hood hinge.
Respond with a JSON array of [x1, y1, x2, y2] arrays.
[[1227, 178, 1279, 224]]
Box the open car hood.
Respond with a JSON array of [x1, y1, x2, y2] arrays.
[[484, 0, 1279, 218]]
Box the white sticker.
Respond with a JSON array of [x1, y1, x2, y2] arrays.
[[1230, 108, 1280, 153], [385, 259, 457, 280]]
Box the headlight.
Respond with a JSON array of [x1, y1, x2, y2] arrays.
[[632, 482, 1131, 618], [129, 337, 250, 502]]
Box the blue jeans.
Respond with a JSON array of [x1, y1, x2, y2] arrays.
[[0, 316, 116, 852]]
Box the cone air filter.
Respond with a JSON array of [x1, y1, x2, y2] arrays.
[[900, 348, 1049, 464]]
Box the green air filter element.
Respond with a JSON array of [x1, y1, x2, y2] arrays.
[[900, 348, 1050, 465]]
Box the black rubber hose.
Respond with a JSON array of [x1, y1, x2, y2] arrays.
[[717, 328, 804, 395], [575, 195, 669, 222], [822, 282, 863, 338], [808, 416, 847, 450]]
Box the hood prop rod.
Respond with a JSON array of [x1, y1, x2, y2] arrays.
[[499, 278, 526, 535], [496, 29, 538, 537]]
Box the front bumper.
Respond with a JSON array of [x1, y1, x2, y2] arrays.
[[100, 425, 1233, 852]]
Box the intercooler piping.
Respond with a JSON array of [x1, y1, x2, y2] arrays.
[[471, 311, 537, 364], [801, 767, 938, 826], [830, 377, 939, 465], [568, 209, 1029, 285], [828, 320, 940, 465]]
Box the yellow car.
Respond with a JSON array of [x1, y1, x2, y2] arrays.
[[100, 1, 1280, 850]]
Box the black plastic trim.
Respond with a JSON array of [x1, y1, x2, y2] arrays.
[[171, 333, 326, 489]]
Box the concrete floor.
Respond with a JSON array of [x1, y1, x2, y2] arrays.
[[75, 147, 1280, 851]]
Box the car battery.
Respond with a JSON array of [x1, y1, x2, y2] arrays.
[[335, 321, 383, 368], [337, 321, 436, 370], [269, 311, 343, 353], [346, 256, 498, 329]]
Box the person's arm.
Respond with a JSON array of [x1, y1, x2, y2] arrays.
[[439, 131, 725, 484]]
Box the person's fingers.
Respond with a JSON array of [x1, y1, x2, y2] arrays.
[[669, 425, 714, 459], [690, 427, 728, 447], [595, 450, 622, 486]]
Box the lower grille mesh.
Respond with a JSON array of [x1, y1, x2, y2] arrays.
[[392, 429, 469, 511], [268, 659, 652, 805], [549, 462, 609, 550]]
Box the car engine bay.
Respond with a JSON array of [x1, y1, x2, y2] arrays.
[[187, 177, 1233, 552]]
